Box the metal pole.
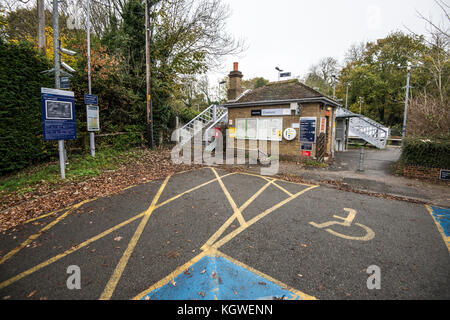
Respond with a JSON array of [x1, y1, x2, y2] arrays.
[[359, 97, 362, 115], [402, 65, 411, 146], [145, 0, 154, 149], [87, 0, 95, 157], [345, 83, 349, 108], [53, 0, 65, 179], [358, 146, 365, 172]]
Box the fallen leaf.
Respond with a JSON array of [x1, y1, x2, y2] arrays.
[[200, 269, 206, 274], [27, 290, 37, 298], [212, 270, 217, 279], [258, 281, 266, 286], [114, 236, 123, 242], [297, 274, 303, 278], [170, 280, 176, 287]]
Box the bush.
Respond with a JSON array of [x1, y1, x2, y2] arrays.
[[0, 40, 55, 175], [401, 137, 450, 169]]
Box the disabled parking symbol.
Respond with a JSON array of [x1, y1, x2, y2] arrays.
[[309, 208, 375, 241]]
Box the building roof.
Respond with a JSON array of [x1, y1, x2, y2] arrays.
[[224, 79, 341, 108]]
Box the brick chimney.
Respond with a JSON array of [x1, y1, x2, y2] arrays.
[[227, 62, 243, 101]]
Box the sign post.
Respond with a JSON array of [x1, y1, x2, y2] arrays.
[[41, 88, 76, 179]]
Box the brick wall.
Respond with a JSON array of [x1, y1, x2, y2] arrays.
[[401, 164, 450, 184], [227, 103, 334, 160]]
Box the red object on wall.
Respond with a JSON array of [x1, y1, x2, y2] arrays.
[[302, 151, 311, 157], [215, 127, 221, 138]]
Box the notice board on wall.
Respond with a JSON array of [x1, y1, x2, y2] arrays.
[[299, 117, 317, 143], [236, 118, 283, 141], [257, 118, 282, 141]]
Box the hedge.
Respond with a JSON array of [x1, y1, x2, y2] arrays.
[[0, 40, 55, 175], [400, 137, 450, 169]]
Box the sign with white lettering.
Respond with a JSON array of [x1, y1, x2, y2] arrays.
[[299, 117, 316, 143], [41, 88, 76, 141], [261, 109, 291, 116]]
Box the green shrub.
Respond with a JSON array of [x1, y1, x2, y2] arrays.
[[0, 40, 55, 175], [400, 137, 450, 168]]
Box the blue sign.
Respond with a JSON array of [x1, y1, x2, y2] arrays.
[[84, 94, 98, 105], [60, 77, 70, 89], [280, 72, 291, 78], [141, 254, 307, 300], [41, 88, 76, 141], [299, 117, 317, 143]]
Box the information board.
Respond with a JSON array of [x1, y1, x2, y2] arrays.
[[84, 94, 98, 105], [440, 170, 450, 181], [86, 105, 100, 131], [41, 88, 76, 141], [299, 117, 317, 143]]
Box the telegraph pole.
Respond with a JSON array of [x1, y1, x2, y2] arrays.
[[401, 62, 412, 146], [359, 97, 363, 115], [38, 0, 46, 53], [53, 0, 65, 179], [87, 0, 95, 157], [145, 0, 154, 149]]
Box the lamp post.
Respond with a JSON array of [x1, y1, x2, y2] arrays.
[[345, 83, 351, 108], [401, 62, 412, 146], [275, 67, 283, 81]]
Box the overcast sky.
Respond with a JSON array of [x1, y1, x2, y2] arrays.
[[208, 0, 448, 86]]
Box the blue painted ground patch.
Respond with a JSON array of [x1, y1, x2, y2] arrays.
[[430, 206, 450, 237], [141, 255, 303, 300]]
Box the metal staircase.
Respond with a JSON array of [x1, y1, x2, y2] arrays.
[[336, 107, 390, 149], [177, 105, 228, 149]]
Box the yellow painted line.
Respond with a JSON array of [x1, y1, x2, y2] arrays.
[[100, 175, 172, 300], [0, 212, 145, 290], [154, 173, 235, 209], [211, 185, 318, 250], [213, 249, 317, 300], [425, 205, 450, 253], [236, 171, 316, 187], [211, 168, 247, 227], [0, 199, 92, 265], [201, 179, 275, 251], [132, 249, 211, 300], [270, 181, 293, 197], [24, 206, 74, 224]]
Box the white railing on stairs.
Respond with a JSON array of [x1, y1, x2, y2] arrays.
[[337, 107, 390, 149], [177, 104, 228, 146]]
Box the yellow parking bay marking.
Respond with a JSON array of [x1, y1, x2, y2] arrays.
[[211, 168, 247, 227], [99, 175, 171, 300], [138, 182, 318, 300], [0, 172, 231, 291], [24, 206, 74, 225], [201, 178, 275, 251], [155, 172, 235, 209], [0, 199, 92, 265], [211, 185, 318, 250], [0, 212, 145, 290]]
